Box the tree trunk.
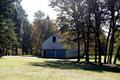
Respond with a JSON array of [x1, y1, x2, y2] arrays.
[[97, 34, 102, 64], [5, 48, 9, 55], [86, 25, 90, 63], [15, 47, 18, 55], [107, 0, 116, 64], [0, 49, 2, 58], [104, 28, 111, 63], [113, 46, 120, 64], [94, 10, 102, 64], [2, 47, 5, 56], [83, 31, 87, 62], [77, 32, 80, 63], [94, 37, 98, 63], [30, 46, 33, 55], [96, 23, 102, 64], [12, 46, 14, 55], [22, 48, 24, 55], [108, 29, 115, 64], [85, 4, 91, 63]]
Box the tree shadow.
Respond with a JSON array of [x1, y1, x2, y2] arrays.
[[30, 60, 120, 73]]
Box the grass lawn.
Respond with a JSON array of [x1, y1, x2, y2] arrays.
[[0, 56, 120, 80]]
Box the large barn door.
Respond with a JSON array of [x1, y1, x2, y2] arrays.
[[45, 50, 55, 58], [56, 50, 66, 58]]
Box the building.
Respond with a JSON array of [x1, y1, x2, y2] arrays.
[[42, 34, 66, 58]]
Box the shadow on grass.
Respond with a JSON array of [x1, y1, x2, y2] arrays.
[[30, 60, 120, 73]]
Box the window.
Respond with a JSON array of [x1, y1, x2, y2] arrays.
[[52, 36, 56, 43]]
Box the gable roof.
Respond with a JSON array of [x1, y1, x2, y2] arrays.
[[42, 34, 65, 50]]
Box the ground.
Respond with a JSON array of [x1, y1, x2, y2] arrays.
[[0, 56, 120, 80]]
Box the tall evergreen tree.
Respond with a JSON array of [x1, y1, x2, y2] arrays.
[[0, 0, 18, 56]]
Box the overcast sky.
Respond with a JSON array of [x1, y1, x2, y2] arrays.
[[21, 0, 57, 22]]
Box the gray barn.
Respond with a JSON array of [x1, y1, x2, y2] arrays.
[[42, 34, 66, 58]]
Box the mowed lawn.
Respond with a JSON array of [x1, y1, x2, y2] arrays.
[[0, 56, 120, 80]]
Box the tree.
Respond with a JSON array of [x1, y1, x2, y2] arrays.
[[31, 10, 55, 56], [103, 0, 120, 64], [0, 0, 18, 56], [0, 0, 30, 56], [50, 0, 85, 63], [113, 45, 120, 64], [11, 0, 30, 55], [49, 0, 107, 64]]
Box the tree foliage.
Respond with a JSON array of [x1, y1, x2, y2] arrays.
[[30, 10, 57, 56], [49, 0, 120, 64], [0, 0, 30, 56]]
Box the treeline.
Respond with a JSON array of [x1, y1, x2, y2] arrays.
[[0, 0, 120, 65], [49, 0, 120, 64], [0, 0, 57, 57], [0, 0, 30, 56]]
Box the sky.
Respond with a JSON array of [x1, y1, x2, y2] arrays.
[[21, 0, 57, 22]]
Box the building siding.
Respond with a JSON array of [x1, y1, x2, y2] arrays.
[[43, 49, 66, 58], [42, 35, 64, 50]]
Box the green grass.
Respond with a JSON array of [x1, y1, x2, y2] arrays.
[[0, 56, 120, 80]]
